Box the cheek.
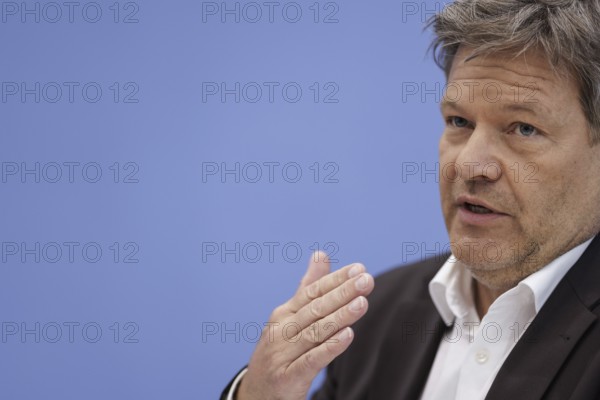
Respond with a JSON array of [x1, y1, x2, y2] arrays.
[[512, 164, 573, 237], [539, 149, 600, 244], [438, 137, 459, 194], [438, 141, 459, 225], [549, 163, 596, 221]]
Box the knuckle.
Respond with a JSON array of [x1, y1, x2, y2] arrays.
[[309, 298, 323, 319], [324, 335, 340, 353], [334, 270, 345, 287], [302, 351, 316, 371], [304, 323, 320, 344], [281, 321, 302, 343], [306, 280, 320, 300], [270, 305, 286, 320], [323, 321, 339, 338], [337, 283, 350, 303], [333, 307, 346, 328]]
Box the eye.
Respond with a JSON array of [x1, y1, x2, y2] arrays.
[[512, 123, 538, 137], [447, 116, 470, 128]]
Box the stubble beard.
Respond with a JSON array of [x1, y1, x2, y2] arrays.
[[452, 236, 541, 291]]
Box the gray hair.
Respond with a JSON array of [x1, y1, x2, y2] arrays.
[[427, 0, 600, 144]]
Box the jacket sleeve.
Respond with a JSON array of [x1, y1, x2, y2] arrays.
[[219, 366, 248, 400]]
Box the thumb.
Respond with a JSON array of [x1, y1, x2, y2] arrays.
[[299, 251, 330, 289]]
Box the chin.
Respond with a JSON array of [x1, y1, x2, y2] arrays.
[[466, 267, 520, 292], [451, 235, 542, 288], [450, 235, 507, 266]]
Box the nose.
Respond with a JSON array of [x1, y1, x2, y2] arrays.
[[454, 126, 502, 183]]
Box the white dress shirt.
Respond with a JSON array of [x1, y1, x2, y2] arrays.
[[420, 237, 593, 400]]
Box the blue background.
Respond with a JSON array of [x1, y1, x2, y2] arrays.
[[1, 0, 450, 398]]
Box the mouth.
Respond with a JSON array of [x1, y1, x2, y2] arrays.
[[455, 195, 508, 225], [463, 202, 495, 214], [456, 195, 505, 214]]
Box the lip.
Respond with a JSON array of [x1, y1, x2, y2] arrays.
[[456, 195, 505, 214], [455, 195, 509, 226]]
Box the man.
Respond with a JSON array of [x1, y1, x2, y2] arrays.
[[221, 0, 600, 398]]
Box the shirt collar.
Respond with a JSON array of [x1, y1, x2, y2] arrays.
[[428, 236, 595, 326], [428, 254, 472, 326], [518, 237, 593, 312]]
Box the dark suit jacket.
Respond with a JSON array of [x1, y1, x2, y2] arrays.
[[222, 234, 600, 399]]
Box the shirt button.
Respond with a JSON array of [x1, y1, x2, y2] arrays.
[[475, 350, 489, 364]]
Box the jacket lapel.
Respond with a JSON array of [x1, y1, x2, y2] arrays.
[[485, 235, 600, 400], [369, 299, 447, 400]]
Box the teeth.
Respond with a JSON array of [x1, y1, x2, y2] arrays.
[[466, 203, 493, 214]]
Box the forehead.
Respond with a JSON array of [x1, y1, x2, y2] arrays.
[[446, 46, 578, 106]]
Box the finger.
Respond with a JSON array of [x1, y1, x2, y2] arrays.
[[293, 272, 374, 330], [287, 262, 366, 313], [299, 251, 330, 289], [285, 326, 355, 383], [285, 291, 370, 360]]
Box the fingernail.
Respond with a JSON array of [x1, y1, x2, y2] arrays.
[[312, 251, 326, 263], [349, 296, 364, 312], [338, 327, 352, 342], [355, 274, 369, 290], [348, 264, 362, 278]]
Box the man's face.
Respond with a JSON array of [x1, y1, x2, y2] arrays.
[[439, 46, 600, 290]]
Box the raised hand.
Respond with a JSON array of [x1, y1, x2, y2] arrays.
[[237, 251, 374, 400]]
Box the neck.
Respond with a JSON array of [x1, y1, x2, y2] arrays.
[[473, 279, 505, 319]]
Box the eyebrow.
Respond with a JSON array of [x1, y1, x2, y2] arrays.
[[440, 99, 548, 116], [500, 103, 545, 115]]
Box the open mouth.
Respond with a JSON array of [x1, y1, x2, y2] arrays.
[[464, 202, 494, 214]]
